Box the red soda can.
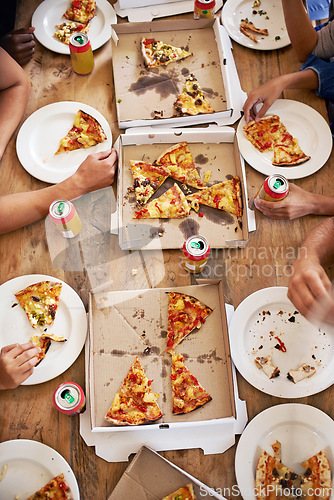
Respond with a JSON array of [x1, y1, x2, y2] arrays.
[[69, 32, 94, 75], [53, 382, 86, 415], [255, 174, 289, 202], [182, 235, 210, 273], [194, 0, 216, 19]]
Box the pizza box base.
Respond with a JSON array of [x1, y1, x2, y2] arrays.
[[110, 18, 245, 128], [107, 445, 227, 499], [111, 126, 253, 250]]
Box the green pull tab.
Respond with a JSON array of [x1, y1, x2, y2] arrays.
[[74, 35, 85, 45], [57, 202, 65, 215], [62, 390, 75, 404], [273, 178, 284, 189], [190, 241, 201, 249]]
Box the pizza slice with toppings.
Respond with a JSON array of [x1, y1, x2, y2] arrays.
[[174, 74, 215, 116], [104, 356, 163, 426], [14, 281, 62, 331], [243, 115, 293, 153], [27, 473, 74, 500], [155, 142, 205, 189], [162, 484, 195, 500], [186, 177, 243, 216], [141, 37, 192, 68], [300, 450, 331, 499], [54, 21, 90, 45], [130, 160, 171, 206], [171, 354, 212, 414], [273, 138, 311, 166], [134, 183, 190, 219], [63, 0, 96, 24], [166, 292, 213, 354], [55, 109, 107, 155], [30, 333, 67, 365]]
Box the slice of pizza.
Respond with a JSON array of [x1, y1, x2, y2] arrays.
[[55, 109, 107, 155], [243, 115, 293, 153], [171, 354, 212, 414], [130, 160, 171, 206], [287, 363, 316, 384], [186, 177, 243, 216], [105, 357, 163, 426], [155, 142, 205, 189], [174, 73, 215, 116], [166, 292, 213, 354], [14, 281, 62, 331], [27, 473, 74, 500], [141, 37, 192, 68], [300, 450, 331, 500], [239, 19, 269, 43], [272, 138, 311, 166], [134, 183, 190, 219], [30, 333, 67, 365], [54, 21, 90, 45], [254, 355, 280, 379], [63, 0, 96, 24], [162, 483, 195, 500]]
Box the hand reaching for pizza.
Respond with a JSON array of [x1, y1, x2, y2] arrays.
[[243, 77, 288, 123], [0, 27, 36, 66], [0, 342, 41, 389]]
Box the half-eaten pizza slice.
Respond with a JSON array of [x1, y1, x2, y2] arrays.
[[27, 473, 74, 500], [239, 19, 269, 43], [254, 355, 280, 379], [130, 160, 171, 206], [273, 138, 311, 166], [166, 292, 213, 353], [30, 333, 67, 365], [134, 183, 190, 219], [287, 363, 316, 383], [174, 73, 215, 116], [55, 109, 106, 155], [171, 354, 212, 414], [104, 356, 163, 426], [14, 281, 62, 331], [141, 37, 192, 68], [186, 177, 243, 216], [54, 21, 90, 45]]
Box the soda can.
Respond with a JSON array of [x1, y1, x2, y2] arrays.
[[49, 199, 82, 238], [53, 382, 86, 416], [255, 174, 289, 202], [182, 235, 210, 273], [194, 0, 216, 19], [69, 32, 94, 75]]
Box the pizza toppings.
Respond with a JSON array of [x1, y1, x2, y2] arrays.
[[14, 281, 62, 331], [54, 21, 90, 44], [166, 292, 213, 353], [273, 138, 311, 166], [171, 354, 212, 414], [141, 37, 192, 68], [130, 160, 171, 206], [63, 0, 96, 24], [287, 364, 316, 384], [30, 333, 67, 365], [162, 483, 195, 500], [186, 177, 243, 216], [134, 184, 190, 219], [255, 355, 280, 379], [156, 142, 205, 189], [55, 110, 106, 155], [174, 74, 215, 116], [26, 473, 74, 500], [240, 19, 269, 43]]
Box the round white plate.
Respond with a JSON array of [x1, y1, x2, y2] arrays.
[[235, 403, 334, 500], [236, 99, 332, 179], [0, 274, 87, 385], [221, 0, 290, 50], [16, 101, 112, 184], [0, 439, 80, 499], [32, 0, 116, 54], [229, 286, 334, 398]]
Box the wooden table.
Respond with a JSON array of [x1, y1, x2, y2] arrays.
[[1, 1, 333, 499]]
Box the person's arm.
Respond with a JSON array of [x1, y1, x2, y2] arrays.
[[0, 342, 41, 389], [287, 217, 334, 318], [282, 0, 318, 61], [0, 47, 30, 160], [243, 69, 319, 122], [254, 184, 334, 220], [0, 148, 118, 234]]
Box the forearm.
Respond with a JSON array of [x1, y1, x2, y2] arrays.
[[282, 0, 318, 61], [298, 217, 334, 267], [279, 68, 319, 90]]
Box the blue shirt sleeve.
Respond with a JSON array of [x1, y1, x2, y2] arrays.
[[300, 54, 334, 100]]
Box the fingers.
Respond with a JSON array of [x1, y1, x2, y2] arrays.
[[288, 266, 332, 318]]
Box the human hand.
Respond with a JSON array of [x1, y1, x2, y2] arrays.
[[0, 27, 35, 66], [0, 342, 41, 390], [70, 148, 118, 195], [254, 184, 314, 220], [243, 77, 287, 123]]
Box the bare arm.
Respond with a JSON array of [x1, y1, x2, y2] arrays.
[[0, 47, 30, 159], [282, 0, 318, 61], [0, 149, 118, 234]]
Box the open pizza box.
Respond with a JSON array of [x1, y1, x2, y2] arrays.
[[83, 280, 247, 461], [110, 18, 246, 129], [113, 0, 223, 23], [111, 125, 255, 250], [108, 445, 227, 499]]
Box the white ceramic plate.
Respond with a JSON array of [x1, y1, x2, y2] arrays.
[[236, 99, 332, 179], [235, 403, 334, 500], [229, 286, 334, 398], [16, 101, 112, 184], [0, 439, 80, 499], [32, 0, 116, 54], [221, 0, 290, 50], [0, 274, 87, 385]]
